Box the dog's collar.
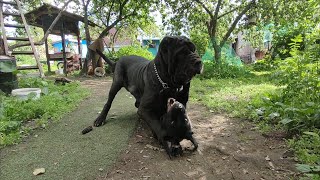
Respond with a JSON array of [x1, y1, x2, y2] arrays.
[[153, 63, 169, 90]]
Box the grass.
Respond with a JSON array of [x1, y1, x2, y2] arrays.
[[190, 72, 279, 118], [0, 77, 90, 147]]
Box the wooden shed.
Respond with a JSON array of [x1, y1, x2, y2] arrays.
[[24, 3, 97, 74]]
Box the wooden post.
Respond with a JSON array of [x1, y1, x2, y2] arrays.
[[77, 33, 82, 69], [0, 2, 9, 55], [61, 23, 67, 75], [44, 38, 51, 72]]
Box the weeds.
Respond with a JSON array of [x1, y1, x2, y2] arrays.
[[0, 77, 89, 147]]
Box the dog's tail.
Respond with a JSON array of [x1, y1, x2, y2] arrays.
[[96, 49, 116, 68]]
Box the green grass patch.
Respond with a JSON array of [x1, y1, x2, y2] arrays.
[[190, 73, 279, 118], [0, 77, 89, 147]]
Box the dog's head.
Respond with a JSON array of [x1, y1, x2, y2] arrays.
[[163, 98, 193, 141], [156, 36, 203, 87]]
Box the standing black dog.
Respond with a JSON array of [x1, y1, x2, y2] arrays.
[[94, 36, 202, 156]]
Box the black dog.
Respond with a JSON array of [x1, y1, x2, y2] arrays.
[[161, 98, 198, 157], [94, 36, 202, 157]]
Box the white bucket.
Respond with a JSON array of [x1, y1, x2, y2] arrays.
[[11, 88, 41, 100]]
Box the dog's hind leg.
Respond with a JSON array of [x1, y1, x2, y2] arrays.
[[94, 83, 122, 127]]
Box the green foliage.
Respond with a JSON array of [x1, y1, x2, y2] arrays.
[[289, 131, 320, 165], [249, 31, 320, 177], [250, 56, 277, 71], [271, 26, 306, 59], [254, 33, 320, 134], [200, 61, 253, 79], [104, 46, 154, 74], [289, 131, 320, 179], [0, 78, 89, 146], [114, 46, 154, 60], [190, 29, 209, 57]]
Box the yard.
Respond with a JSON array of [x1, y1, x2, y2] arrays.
[[0, 0, 319, 179]]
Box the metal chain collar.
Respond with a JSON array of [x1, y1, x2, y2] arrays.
[[153, 63, 169, 89]]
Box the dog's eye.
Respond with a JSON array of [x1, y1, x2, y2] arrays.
[[194, 61, 201, 66], [171, 121, 174, 125]]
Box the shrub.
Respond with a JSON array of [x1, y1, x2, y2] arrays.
[[200, 60, 253, 79], [104, 46, 154, 74], [0, 77, 89, 146], [110, 46, 154, 60]]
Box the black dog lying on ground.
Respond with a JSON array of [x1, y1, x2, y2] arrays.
[[93, 36, 202, 157], [161, 98, 198, 157]]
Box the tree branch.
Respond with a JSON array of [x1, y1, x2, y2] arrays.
[[220, 0, 255, 47], [217, 6, 240, 19], [9, 0, 73, 49], [193, 0, 214, 19], [213, 0, 222, 19], [98, 0, 131, 38], [211, 0, 222, 37], [106, 0, 115, 27]]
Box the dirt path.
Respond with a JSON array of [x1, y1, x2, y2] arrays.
[[97, 103, 299, 179], [0, 78, 299, 180], [0, 78, 137, 180]]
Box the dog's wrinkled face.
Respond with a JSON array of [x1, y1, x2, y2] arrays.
[[159, 36, 203, 86], [165, 98, 191, 135]]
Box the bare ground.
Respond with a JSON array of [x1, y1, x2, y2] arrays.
[[96, 101, 299, 179]]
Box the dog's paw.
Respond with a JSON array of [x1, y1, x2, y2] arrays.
[[172, 145, 183, 156], [94, 117, 106, 127]]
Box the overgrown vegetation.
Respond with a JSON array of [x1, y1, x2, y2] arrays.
[[191, 28, 319, 177], [0, 77, 89, 147]]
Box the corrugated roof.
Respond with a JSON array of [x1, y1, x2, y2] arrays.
[[25, 3, 98, 28]]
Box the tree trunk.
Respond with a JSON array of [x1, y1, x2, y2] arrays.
[[80, 0, 92, 75], [211, 37, 221, 64]]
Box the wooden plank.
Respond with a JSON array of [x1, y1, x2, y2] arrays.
[[16, 0, 44, 77], [7, 37, 29, 41], [2, 11, 20, 17], [0, 1, 17, 6], [0, 2, 9, 55], [61, 24, 67, 75], [12, 51, 34, 55], [77, 33, 82, 69], [44, 38, 51, 72], [17, 65, 39, 70], [4, 23, 24, 28]]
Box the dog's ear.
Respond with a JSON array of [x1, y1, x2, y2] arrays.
[[158, 36, 178, 75]]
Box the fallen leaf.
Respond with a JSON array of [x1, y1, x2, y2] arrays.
[[99, 168, 103, 171], [186, 171, 199, 177], [243, 169, 248, 174], [265, 155, 271, 161], [268, 162, 275, 170], [33, 168, 45, 175], [146, 144, 161, 151]]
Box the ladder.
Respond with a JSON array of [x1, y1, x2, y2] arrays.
[[0, 0, 44, 77]]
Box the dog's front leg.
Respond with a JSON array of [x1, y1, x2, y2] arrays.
[[94, 83, 122, 127], [186, 133, 198, 151], [138, 108, 174, 158]]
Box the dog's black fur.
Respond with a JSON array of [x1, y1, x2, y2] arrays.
[[161, 98, 198, 157], [94, 36, 202, 157]]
